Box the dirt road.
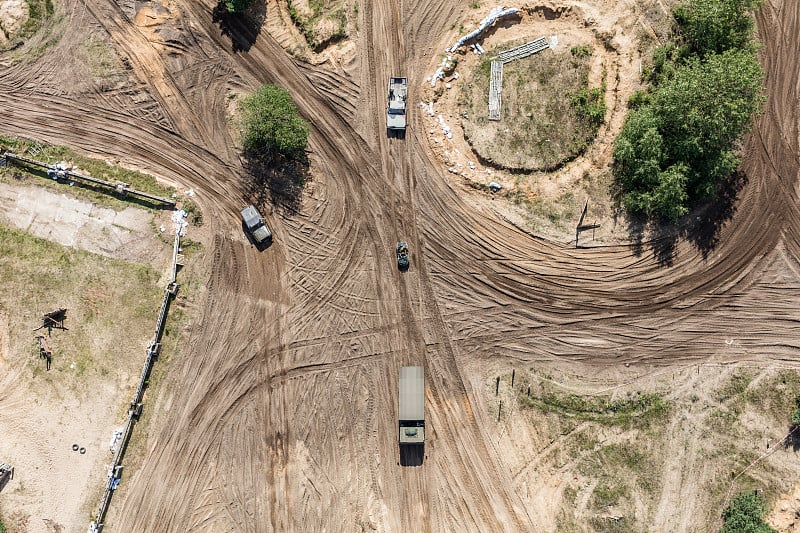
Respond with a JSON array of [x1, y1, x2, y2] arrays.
[[1, 0, 798, 530]]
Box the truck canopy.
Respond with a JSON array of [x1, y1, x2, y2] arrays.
[[399, 366, 424, 421]]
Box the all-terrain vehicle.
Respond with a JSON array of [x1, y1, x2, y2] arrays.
[[241, 204, 273, 246], [396, 242, 409, 270]]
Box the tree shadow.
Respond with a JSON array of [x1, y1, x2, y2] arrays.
[[241, 151, 310, 215], [212, 2, 266, 53], [783, 426, 800, 452], [620, 170, 748, 266]]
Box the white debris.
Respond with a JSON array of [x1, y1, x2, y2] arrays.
[[475, 44, 485, 54], [486, 168, 493, 174], [430, 67, 444, 87], [109, 429, 123, 452], [489, 181, 502, 192], [427, 101, 435, 116], [445, 83, 452, 89], [448, 167, 460, 174], [446, 6, 520, 52], [448, 72, 461, 81], [171, 210, 188, 223], [437, 114, 453, 139], [468, 162, 476, 169], [159, 225, 166, 233], [185, 188, 195, 197], [549, 35, 558, 49]]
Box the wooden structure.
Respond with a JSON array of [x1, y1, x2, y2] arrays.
[[34, 308, 68, 332], [575, 199, 600, 247]]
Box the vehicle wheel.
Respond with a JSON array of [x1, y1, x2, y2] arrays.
[[72, 444, 79, 451], [79, 447, 86, 455]]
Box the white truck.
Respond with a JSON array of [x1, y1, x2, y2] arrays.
[[386, 77, 408, 133]]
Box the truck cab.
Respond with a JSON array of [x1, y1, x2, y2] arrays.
[[241, 204, 272, 246]]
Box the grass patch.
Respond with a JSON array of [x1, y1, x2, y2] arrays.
[[521, 390, 670, 429], [287, 0, 350, 51], [0, 225, 163, 389], [16, 0, 54, 40], [0, 135, 176, 210], [81, 35, 119, 79], [460, 43, 605, 171]]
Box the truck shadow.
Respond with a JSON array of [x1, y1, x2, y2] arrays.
[[399, 444, 425, 467]]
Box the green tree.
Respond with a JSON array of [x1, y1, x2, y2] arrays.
[[219, 0, 252, 13], [654, 50, 764, 196], [720, 492, 777, 533], [239, 84, 309, 160], [675, 0, 762, 56]]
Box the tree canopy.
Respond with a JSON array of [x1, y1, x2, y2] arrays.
[[613, 0, 764, 220], [675, 0, 761, 56], [239, 84, 309, 161]]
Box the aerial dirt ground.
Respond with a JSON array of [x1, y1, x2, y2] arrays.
[[1, 0, 799, 531]]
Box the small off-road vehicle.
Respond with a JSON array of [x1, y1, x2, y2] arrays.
[[396, 242, 409, 270], [241, 204, 272, 246]]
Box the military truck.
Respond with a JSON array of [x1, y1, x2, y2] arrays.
[[386, 77, 408, 133], [241, 205, 272, 245], [399, 366, 425, 446]]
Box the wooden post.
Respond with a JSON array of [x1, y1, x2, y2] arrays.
[[527, 385, 531, 398], [495, 376, 500, 396], [498, 400, 502, 422], [511, 369, 515, 387]]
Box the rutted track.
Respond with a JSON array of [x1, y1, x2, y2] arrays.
[[1, 0, 799, 531]]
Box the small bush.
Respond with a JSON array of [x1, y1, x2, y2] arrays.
[[571, 87, 606, 127], [720, 492, 776, 533], [791, 394, 800, 426], [570, 44, 592, 58]]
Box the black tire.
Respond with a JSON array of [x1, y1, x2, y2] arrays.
[[72, 444, 79, 451], [79, 447, 86, 455]]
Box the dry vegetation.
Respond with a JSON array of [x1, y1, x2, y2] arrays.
[[459, 43, 603, 172], [492, 365, 800, 532]]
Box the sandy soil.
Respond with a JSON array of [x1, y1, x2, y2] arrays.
[[0, 0, 798, 531]]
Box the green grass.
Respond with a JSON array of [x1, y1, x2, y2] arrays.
[[521, 390, 670, 429], [0, 135, 176, 210]]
